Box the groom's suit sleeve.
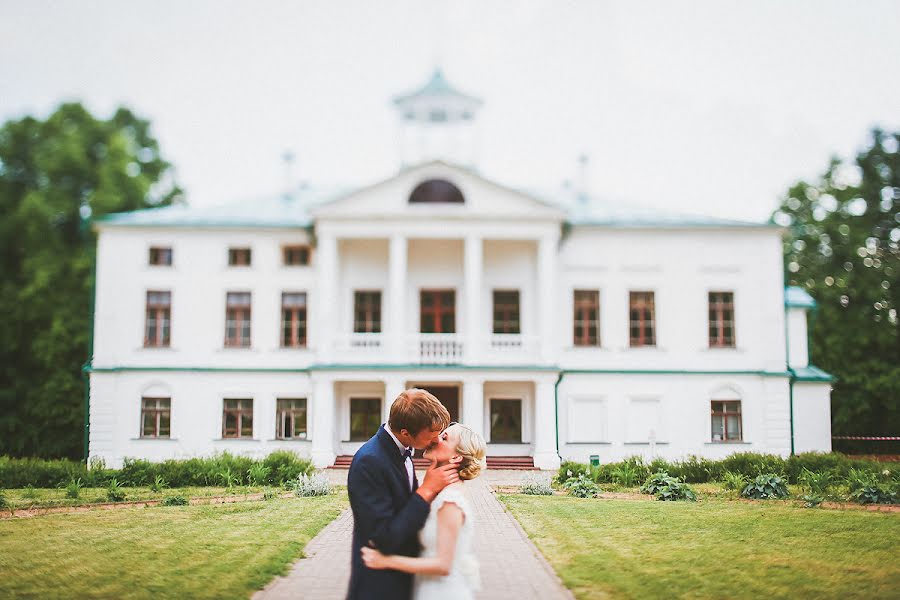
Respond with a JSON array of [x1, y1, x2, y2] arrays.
[[348, 454, 430, 555]]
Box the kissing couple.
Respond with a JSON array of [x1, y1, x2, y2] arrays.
[[347, 388, 487, 600]]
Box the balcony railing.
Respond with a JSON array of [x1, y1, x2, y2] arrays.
[[332, 332, 540, 364], [413, 333, 464, 364]]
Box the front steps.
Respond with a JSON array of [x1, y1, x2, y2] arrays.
[[329, 455, 537, 470]]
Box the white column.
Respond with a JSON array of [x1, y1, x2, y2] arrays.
[[464, 235, 483, 362], [389, 234, 408, 361], [537, 236, 558, 362], [462, 378, 485, 439], [533, 378, 560, 470], [310, 377, 336, 468], [383, 377, 407, 424], [315, 232, 338, 363]]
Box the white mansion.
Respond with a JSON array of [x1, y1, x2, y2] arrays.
[[87, 72, 833, 470]]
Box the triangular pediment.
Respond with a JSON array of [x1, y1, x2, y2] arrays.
[[311, 161, 565, 222]]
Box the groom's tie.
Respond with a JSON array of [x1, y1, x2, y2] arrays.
[[402, 448, 413, 491]]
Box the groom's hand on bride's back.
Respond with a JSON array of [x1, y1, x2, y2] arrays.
[[416, 459, 460, 503]]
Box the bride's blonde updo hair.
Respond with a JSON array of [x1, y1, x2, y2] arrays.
[[447, 423, 487, 480]]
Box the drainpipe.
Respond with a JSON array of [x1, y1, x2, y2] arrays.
[[783, 298, 795, 456], [554, 371, 564, 464]]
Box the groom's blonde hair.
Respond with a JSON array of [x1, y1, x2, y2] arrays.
[[389, 388, 451, 435]]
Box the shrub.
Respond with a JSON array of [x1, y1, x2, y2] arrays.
[[149, 475, 168, 493], [741, 474, 789, 500], [519, 473, 554, 496], [0, 456, 90, 488], [292, 473, 331, 497], [640, 470, 696, 501], [63, 478, 83, 500], [162, 495, 188, 506], [247, 464, 271, 486], [798, 468, 832, 497], [563, 474, 600, 498], [263, 487, 279, 501], [610, 464, 642, 487], [851, 485, 898, 505], [263, 450, 314, 485], [640, 470, 672, 495], [671, 455, 716, 483], [106, 478, 126, 502], [720, 453, 786, 480], [0, 490, 7, 510], [555, 461, 590, 485], [721, 471, 748, 491], [22, 485, 38, 500], [217, 467, 242, 489], [845, 467, 878, 493]]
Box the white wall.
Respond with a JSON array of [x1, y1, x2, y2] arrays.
[[93, 228, 316, 370], [786, 308, 810, 368], [89, 371, 312, 468], [558, 228, 787, 372], [558, 373, 793, 463], [793, 382, 832, 453]]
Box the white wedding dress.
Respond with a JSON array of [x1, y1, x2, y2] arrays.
[[412, 485, 480, 600]]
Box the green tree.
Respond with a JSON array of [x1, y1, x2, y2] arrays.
[[0, 102, 181, 459], [773, 128, 900, 453]]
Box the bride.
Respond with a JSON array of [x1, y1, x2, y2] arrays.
[[361, 422, 487, 600]]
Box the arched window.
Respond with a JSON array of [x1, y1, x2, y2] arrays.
[[408, 179, 465, 204]]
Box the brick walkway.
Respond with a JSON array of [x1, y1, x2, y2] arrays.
[[254, 472, 572, 600]]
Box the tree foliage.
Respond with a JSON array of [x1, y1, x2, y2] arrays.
[[0, 102, 181, 459], [773, 128, 900, 452]]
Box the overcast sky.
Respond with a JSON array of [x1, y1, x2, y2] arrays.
[[2, 1, 899, 221]]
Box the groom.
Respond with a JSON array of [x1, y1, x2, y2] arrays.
[[346, 388, 459, 600]]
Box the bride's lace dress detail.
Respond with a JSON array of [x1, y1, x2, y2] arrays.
[[413, 485, 480, 599]]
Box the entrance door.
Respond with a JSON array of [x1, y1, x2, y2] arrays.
[[490, 398, 522, 443], [350, 397, 382, 441], [418, 386, 459, 423]]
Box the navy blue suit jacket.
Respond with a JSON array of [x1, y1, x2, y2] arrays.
[[346, 425, 430, 600]]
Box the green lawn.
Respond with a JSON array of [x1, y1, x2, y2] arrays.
[[501, 494, 900, 600], [0, 494, 347, 599], [1, 486, 290, 510]]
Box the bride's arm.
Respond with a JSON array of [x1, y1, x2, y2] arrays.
[[361, 502, 464, 576]]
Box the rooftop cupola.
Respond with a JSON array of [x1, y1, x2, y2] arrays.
[[393, 68, 483, 168]]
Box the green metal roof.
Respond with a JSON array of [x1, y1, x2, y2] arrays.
[[94, 187, 344, 229], [790, 365, 834, 382], [393, 68, 483, 105], [94, 165, 775, 230], [785, 286, 817, 309]]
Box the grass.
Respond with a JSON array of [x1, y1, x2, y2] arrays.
[[0, 486, 291, 510], [0, 493, 347, 599], [500, 494, 900, 600]]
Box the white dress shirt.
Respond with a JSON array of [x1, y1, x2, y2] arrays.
[[384, 423, 414, 491]]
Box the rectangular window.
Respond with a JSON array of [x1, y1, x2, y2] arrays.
[[711, 400, 742, 442], [141, 397, 171, 438], [223, 398, 253, 438], [420, 290, 456, 334], [350, 398, 382, 441], [354, 291, 382, 334], [281, 292, 307, 347], [228, 247, 252, 266], [145, 291, 171, 347], [709, 292, 736, 348], [629, 291, 656, 347], [276, 398, 307, 440], [225, 292, 252, 347], [493, 290, 521, 334], [490, 398, 522, 443], [283, 245, 310, 266], [573, 290, 600, 346], [149, 247, 172, 266]]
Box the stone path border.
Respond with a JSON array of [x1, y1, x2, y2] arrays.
[[254, 473, 574, 599]]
